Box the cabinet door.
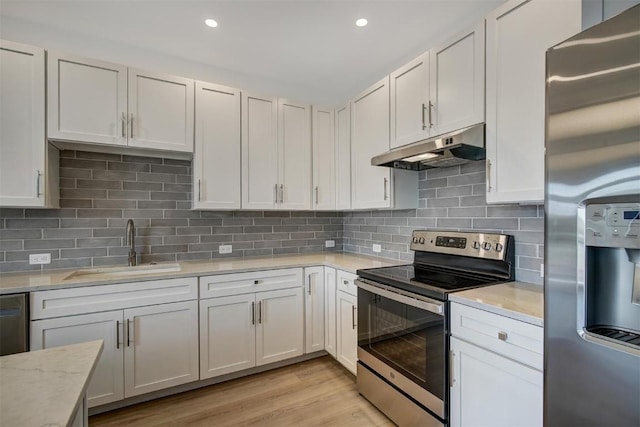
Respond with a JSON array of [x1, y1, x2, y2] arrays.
[[199, 294, 256, 379], [324, 267, 337, 358], [123, 300, 199, 397], [30, 311, 124, 407], [450, 337, 543, 427], [47, 51, 127, 146], [389, 52, 430, 148], [350, 77, 392, 209], [256, 287, 304, 366], [336, 290, 358, 375], [0, 40, 46, 207], [304, 266, 325, 353], [242, 92, 278, 210], [127, 68, 194, 153], [335, 104, 351, 210], [278, 99, 312, 210], [193, 81, 241, 210], [429, 21, 485, 137], [486, 0, 581, 204], [312, 107, 336, 210]]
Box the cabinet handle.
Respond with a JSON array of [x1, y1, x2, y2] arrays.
[[351, 305, 356, 330], [116, 320, 121, 349], [498, 331, 508, 341], [343, 280, 349, 285], [383, 177, 388, 201], [121, 112, 126, 138], [126, 318, 132, 347], [449, 350, 455, 387], [251, 302, 255, 325], [130, 114, 135, 139], [315, 186, 319, 205], [274, 184, 278, 204], [486, 159, 492, 193], [422, 103, 427, 130], [35, 170, 42, 197], [197, 179, 202, 202], [258, 301, 263, 324], [428, 101, 434, 128], [279, 184, 284, 204], [308, 274, 312, 295]]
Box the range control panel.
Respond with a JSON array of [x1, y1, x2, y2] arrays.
[[586, 202, 640, 249], [410, 230, 510, 261]]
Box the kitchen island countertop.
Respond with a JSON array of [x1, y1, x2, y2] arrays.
[[0, 340, 103, 427]]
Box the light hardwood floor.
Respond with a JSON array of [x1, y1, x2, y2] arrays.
[[90, 356, 394, 426]]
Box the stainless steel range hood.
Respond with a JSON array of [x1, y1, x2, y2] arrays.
[[371, 123, 485, 171]]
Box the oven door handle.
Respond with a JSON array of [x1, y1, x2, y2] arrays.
[[356, 279, 444, 316]]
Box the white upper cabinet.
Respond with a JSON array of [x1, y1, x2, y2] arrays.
[[242, 92, 279, 210], [312, 107, 336, 210], [389, 21, 484, 149], [278, 99, 312, 210], [351, 77, 392, 209], [47, 52, 194, 153], [485, 0, 581, 204], [351, 77, 417, 210], [242, 94, 311, 210], [335, 104, 352, 210], [0, 40, 58, 208], [389, 52, 430, 149], [193, 82, 241, 210], [127, 68, 194, 152], [429, 21, 485, 137]]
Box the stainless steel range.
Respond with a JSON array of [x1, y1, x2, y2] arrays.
[[355, 230, 515, 427]]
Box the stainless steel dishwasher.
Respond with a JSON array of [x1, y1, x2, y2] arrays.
[[0, 293, 28, 355]]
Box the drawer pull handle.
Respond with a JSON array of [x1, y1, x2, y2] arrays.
[[498, 331, 508, 341], [343, 280, 349, 285], [254, 280, 260, 285]]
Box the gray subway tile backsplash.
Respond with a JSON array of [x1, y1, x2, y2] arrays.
[[0, 154, 544, 285]]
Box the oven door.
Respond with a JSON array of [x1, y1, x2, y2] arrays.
[[356, 279, 447, 421]]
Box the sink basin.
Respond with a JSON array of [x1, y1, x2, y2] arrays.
[[63, 263, 181, 280]]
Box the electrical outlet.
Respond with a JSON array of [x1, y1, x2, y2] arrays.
[[218, 245, 232, 254], [325, 240, 335, 248], [29, 253, 51, 265], [540, 263, 545, 278], [372, 244, 382, 253]]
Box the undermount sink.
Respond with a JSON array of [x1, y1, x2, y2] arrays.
[[63, 263, 182, 280]]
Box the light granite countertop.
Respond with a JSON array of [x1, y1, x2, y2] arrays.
[[0, 340, 103, 427], [0, 253, 403, 294], [449, 281, 544, 327]]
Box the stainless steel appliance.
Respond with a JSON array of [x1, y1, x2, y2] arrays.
[[0, 293, 28, 356], [545, 5, 640, 426], [356, 230, 514, 426]]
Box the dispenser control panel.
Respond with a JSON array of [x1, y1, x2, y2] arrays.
[[586, 202, 640, 248]]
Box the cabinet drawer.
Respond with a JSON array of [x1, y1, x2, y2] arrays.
[[337, 270, 358, 296], [199, 268, 302, 299], [31, 278, 198, 320], [450, 302, 543, 371]]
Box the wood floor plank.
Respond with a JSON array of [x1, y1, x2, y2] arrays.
[[90, 356, 395, 427]]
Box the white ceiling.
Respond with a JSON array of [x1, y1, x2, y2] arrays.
[[0, 0, 505, 106]]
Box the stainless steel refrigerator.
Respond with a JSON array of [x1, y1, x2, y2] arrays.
[[545, 5, 640, 426]]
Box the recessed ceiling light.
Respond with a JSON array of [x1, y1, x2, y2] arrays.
[[355, 18, 368, 27], [205, 18, 218, 28]]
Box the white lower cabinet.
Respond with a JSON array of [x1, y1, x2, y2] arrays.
[[336, 290, 358, 375], [449, 302, 543, 427], [30, 278, 199, 408], [199, 269, 304, 380], [304, 266, 325, 353]]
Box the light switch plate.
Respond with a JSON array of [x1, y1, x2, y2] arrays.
[[372, 244, 382, 253], [29, 253, 51, 265], [325, 240, 335, 248], [219, 245, 232, 254]]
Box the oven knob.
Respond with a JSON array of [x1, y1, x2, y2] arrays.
[[412, 237, 419, 244], [472, 241, 480, 250], [495, 243, 504, 252], [418, 237, 425, 244], [482, 241, 492, 251]]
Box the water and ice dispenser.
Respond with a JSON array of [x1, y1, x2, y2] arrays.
[[584, 201, 640, 349]]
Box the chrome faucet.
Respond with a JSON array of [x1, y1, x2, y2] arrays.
[[126, 219, 137, 267]]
